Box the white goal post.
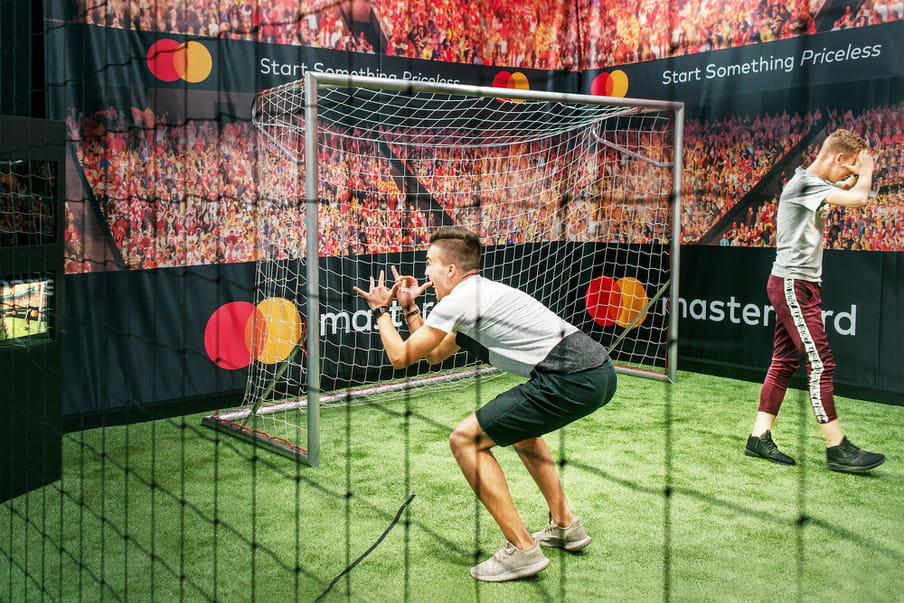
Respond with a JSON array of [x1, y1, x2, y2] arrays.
[[202, 72, 684, 466]]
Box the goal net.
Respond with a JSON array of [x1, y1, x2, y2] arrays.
[[202, 73, 683, 465]]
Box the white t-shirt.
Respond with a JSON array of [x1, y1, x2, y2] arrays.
[[772, 167, 836, 283], [423, 275, 578, 378]]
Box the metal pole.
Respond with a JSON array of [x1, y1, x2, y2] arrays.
[[303, 71, 321, 466], [303, 72, 685, 112], [668, 104, 685, 383]]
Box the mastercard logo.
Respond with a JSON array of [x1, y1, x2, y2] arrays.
[[204, 298, 304, 370], [147, 39, 212, 83], [590, 70, 629, 98], [492, 71, 530, 103], [585, 275, 649, 328]]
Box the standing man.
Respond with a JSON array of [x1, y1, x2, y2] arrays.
[[354, 226, 617, 582], [745, 129, 885, 473]]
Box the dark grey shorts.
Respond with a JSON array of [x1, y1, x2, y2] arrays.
[[475, 359, 617, 447]]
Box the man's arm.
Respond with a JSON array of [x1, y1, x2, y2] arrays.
[[399, 304, 460, 364], [353, 270, 459, 368], [391, 266, 461, 364], [373, 312, 454, 368], [424, 331, 460, 364]]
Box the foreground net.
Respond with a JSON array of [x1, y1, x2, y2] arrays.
[[203, 74, 684, 464]]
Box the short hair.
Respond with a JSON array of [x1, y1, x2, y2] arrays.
[[429, 227, 480, 272], [821, 129, 868, 157]]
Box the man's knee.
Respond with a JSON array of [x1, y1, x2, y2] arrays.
[[511, 437, 539, 456], [768, 355, 800, 379], [449, 415, 493, 454]]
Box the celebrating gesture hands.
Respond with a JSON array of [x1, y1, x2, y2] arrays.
[[390, 266, 432, 309], [352, 270, 399, 310], [352, 266, 432, 310], [835, 148, 877, 195]]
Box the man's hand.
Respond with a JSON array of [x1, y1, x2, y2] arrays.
[[352, 270, 400, 309], [352, 268, 449, 370], [827, 149, 876, 207], [843, 148, 875, 179], [391, 266, 432, 310]]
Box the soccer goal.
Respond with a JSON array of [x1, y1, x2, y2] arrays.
[[202, 72, 684, 465]]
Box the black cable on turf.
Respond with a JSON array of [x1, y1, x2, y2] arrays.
[[315, 492, 417, 602]]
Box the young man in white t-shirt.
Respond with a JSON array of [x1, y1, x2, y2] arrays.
[[745, 128, 885, 473], [354, 227, 617, 582]]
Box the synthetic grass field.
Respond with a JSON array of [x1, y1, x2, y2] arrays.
[[3, 370, 903, 601]]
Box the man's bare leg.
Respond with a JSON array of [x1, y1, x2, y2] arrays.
[[513, 436, 574, 527], [448, 414, 533, 550]]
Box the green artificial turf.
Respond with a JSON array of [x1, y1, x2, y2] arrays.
[[3, 370, 903, 601]]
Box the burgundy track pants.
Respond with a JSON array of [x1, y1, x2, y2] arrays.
[[759, 274, 837, 423]]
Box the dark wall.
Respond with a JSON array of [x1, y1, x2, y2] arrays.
[[0, 115, 65, 500], [0, 0, 44, 117]]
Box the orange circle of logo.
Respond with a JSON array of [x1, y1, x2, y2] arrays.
[[584, 275, 649, 328], [492, 71, 531, 103], [204, 298, 304, 370], [147, 39, 212, 83], [590, 70, 629, 98]]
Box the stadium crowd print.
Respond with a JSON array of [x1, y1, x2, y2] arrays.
[[64, 101, 903, 274]]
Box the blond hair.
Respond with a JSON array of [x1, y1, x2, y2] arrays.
[[821, 128, 868, 157]]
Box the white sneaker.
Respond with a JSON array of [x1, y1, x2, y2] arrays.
[[469, 540, 550, 582], [532, 516, 592, 551]]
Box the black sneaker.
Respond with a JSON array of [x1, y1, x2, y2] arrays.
[[745, 430, 796, 465], [826, 437, 885, 473]]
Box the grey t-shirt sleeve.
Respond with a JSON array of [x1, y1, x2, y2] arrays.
[[785, 170, 835, 211], [772, 168, 837, 282]]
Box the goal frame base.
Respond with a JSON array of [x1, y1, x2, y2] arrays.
[[201, 366, 500, 466]]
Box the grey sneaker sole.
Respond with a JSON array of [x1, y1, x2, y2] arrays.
[[537, 534, 592, 551], [563, 535, 592, 552], [469, 556, 550, 582]]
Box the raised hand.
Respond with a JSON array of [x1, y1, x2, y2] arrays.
[[843, 148, 875, 178], [352, 270, 400, 310], [857, 148, 875, 176], [391, 266, 432, 309]]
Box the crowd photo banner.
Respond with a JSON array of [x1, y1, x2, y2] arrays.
[[44, 4, 904, 417]]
